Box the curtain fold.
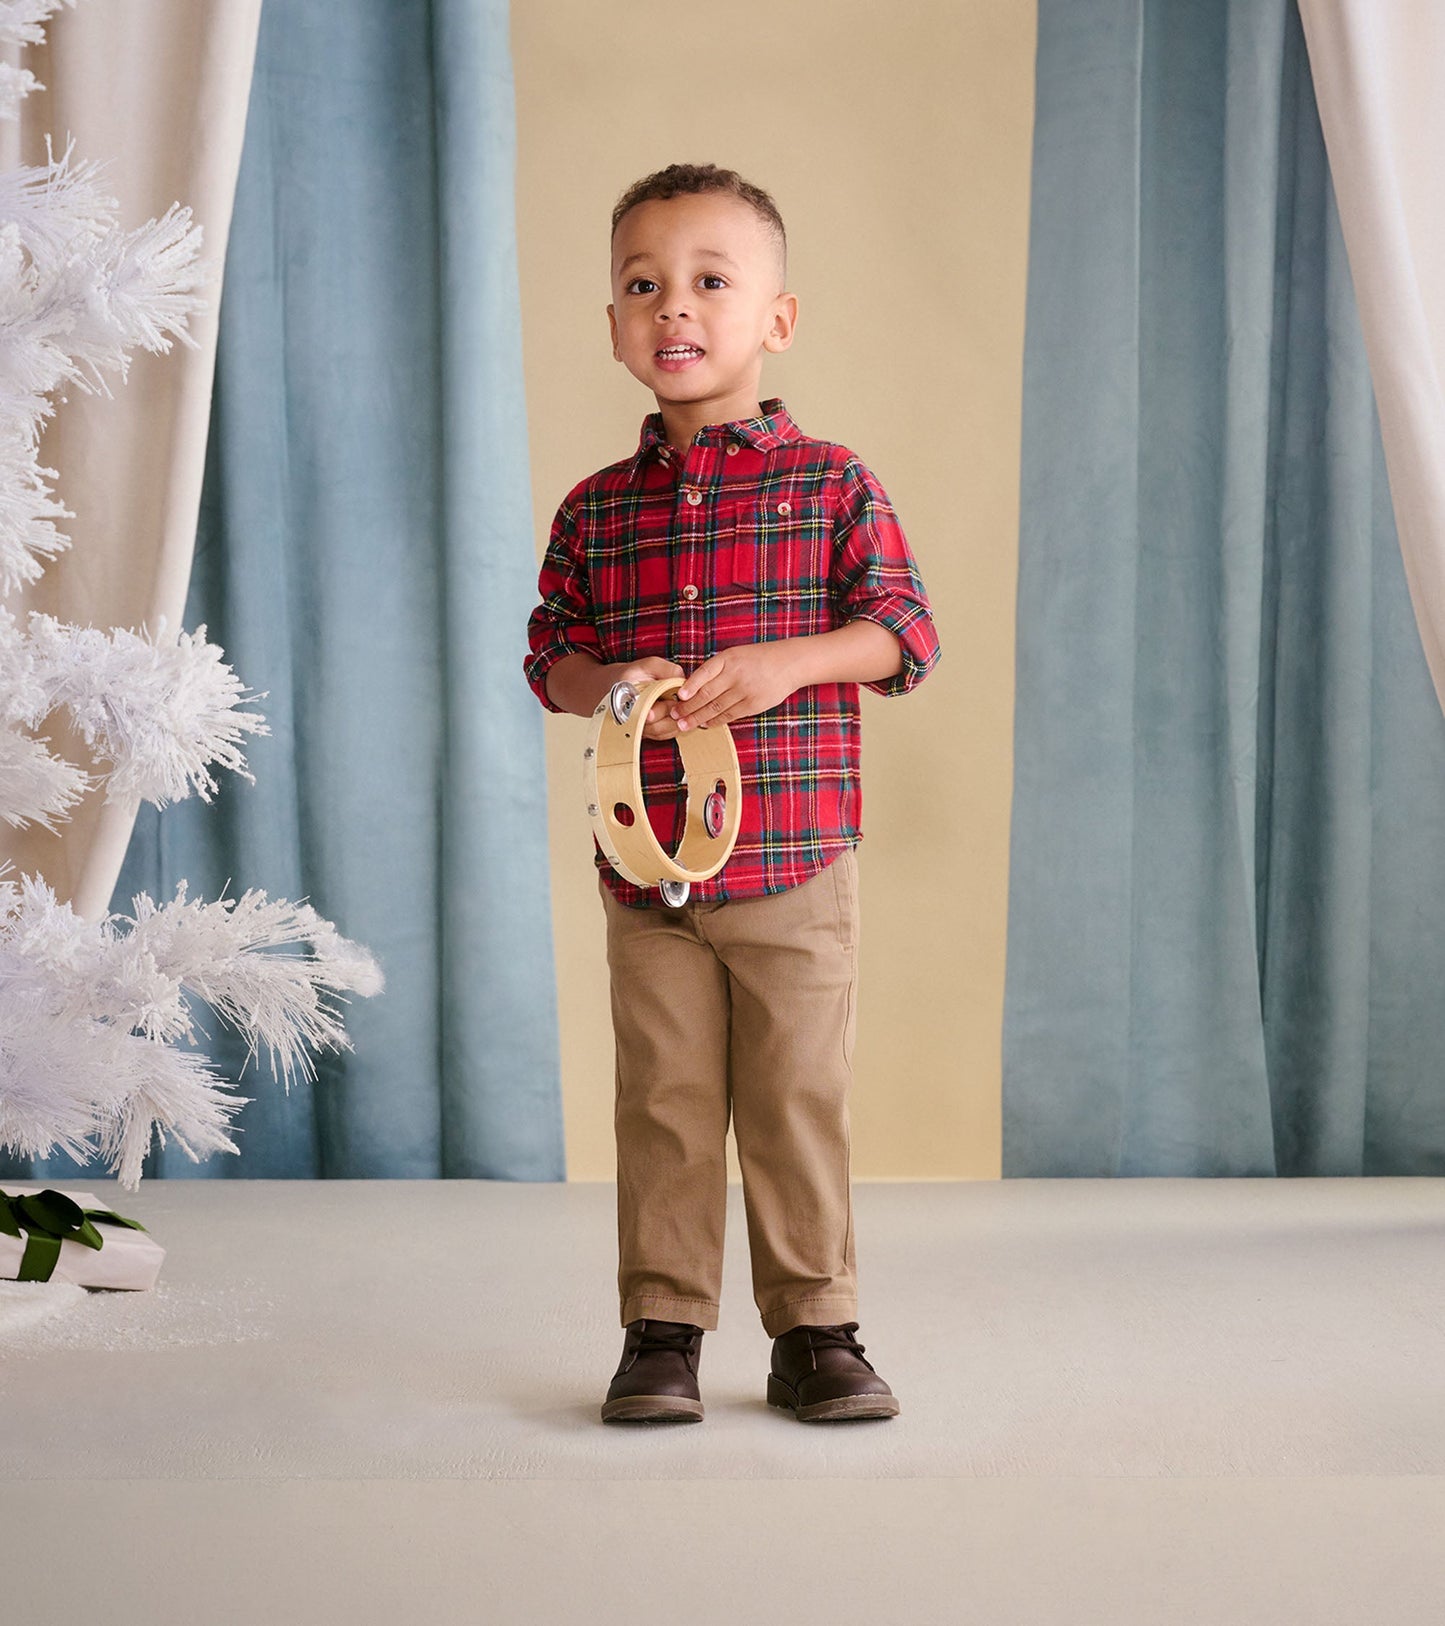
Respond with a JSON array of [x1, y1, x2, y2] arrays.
[[1003, 0, 1445, 1176], [1, 0, 565, 1184], [1297, 0, 1445, 719], [0, 0, 263, 919]]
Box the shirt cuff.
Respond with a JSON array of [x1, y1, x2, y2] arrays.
[[850, 604, 941, 697], [524, 636, 597, 713]]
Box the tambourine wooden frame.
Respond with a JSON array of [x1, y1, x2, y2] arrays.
[[583, 677, 742, 892]]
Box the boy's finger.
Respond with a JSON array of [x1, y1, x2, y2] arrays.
[[675, 672, 730, 713], [678, 657, 724, 701], [676, 690, 736, 730], [674, 687, 723, 725]]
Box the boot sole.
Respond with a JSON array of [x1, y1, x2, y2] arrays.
[[601, 1395, 705, 1424], [766, 1374, 900, 1422]]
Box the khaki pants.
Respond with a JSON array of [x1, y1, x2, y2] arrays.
[[601, 848, 860, 1338]]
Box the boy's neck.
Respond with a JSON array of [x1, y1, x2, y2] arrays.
[[658, 396, 765, 452]]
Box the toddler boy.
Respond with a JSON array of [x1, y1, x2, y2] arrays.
[[525, 163, 939, 1423]]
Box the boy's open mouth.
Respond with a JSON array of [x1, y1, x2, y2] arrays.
[[655, 343, 705, 369]]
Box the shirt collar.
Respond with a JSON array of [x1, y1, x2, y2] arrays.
[[631, 398, 801, 473]]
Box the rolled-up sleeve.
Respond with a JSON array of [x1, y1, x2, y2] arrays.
[[831, 457, 941, 696], [525, 497, 603, 711]]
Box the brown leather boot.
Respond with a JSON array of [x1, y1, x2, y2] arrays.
[[767, 1322, 900, 1421], [600, 1319, 705, 1424]]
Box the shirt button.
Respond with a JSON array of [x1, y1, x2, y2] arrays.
[[776, 500, 792, 516], [726, 442, 740, 456], [682, 584, 699, 601], [685, 489, 702, 506]]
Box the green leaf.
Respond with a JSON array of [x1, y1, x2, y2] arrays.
[[19, 1189, 85, 1236], [89, 1209, 148, 1234]]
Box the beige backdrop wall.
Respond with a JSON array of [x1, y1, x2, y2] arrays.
[[512, 0, 1036, 1180], [0, 0, 262, 922]]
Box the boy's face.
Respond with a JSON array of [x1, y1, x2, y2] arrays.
[[607, 192, 796, 434]]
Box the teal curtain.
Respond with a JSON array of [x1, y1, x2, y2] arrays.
[[1004, 0, 1445, 1176], [0, 0, 564, 1183]]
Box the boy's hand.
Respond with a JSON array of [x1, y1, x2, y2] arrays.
[[670, 643, 802, 731], [611, 657, 685, 740]]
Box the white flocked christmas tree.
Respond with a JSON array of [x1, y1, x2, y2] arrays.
[[0, 0, 383, 1189]]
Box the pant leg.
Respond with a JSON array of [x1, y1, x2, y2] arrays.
[[601, 881, 731, 1330], [703, 850, 860, 1337]]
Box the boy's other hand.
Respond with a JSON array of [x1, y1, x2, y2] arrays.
[[671, 643, 801, 731], [612, 657, 686, 740]]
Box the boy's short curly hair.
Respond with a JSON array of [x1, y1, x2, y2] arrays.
[[611, 163, 787, 277]]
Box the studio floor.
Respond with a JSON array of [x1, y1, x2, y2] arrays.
[[3, 1176, 1444, 1623]]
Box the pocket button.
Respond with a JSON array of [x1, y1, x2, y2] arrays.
[[776, 500, 792, 516]]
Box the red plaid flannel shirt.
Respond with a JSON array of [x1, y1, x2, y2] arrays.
[[525, 399, 940, 906]]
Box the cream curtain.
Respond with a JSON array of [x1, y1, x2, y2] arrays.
[[1298, 0, 1445, 717], [0, 0, 263, 918]]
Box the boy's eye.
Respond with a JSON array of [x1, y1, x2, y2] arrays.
[[699, 275, 727, 291], [626, 278, 658, 295]]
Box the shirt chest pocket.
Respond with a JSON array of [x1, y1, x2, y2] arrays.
[[712, 497, 831, 601]]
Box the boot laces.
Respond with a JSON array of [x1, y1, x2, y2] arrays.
[[807, 1322, 867, 1357], [635, 1323, 701, 1356]]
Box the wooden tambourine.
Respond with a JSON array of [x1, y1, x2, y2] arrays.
[[583, 677, 742, 907]]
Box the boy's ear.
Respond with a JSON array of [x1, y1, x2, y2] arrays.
[[763, 292, 799, 355], [607, 303, 620, 361]]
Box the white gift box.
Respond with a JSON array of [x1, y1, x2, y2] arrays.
[[0, 1185, 165, 1291]]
